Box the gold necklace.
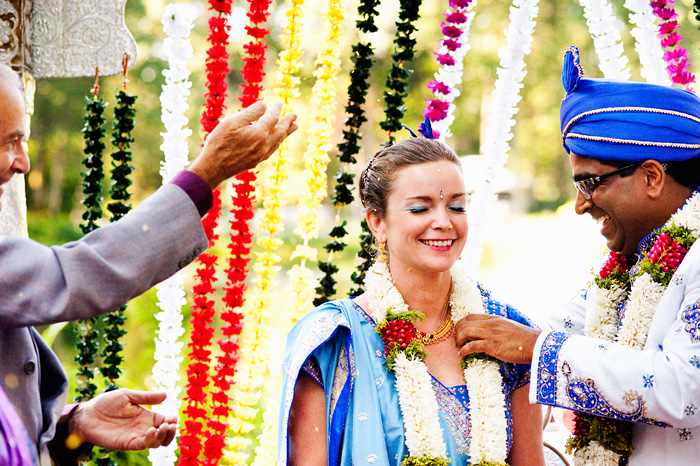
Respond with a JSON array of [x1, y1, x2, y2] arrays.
[[420, 280, 453, 345]]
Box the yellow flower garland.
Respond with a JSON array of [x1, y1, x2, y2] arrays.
[[289, 0, 344, 322], [237, 3, 345, 464], [223, 0, 305, 464]]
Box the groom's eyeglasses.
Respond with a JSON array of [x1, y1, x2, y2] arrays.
[[573, 163, 641, 200]]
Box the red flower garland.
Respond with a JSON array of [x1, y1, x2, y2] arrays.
[[201, 1, 272, 464], [651, 0, 695, 89], [178, 2, 231, 465]]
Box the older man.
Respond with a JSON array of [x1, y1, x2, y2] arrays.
[[456, 46, 700, 465], [0, 63, 297, 465]]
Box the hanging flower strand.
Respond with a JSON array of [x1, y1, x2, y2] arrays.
[[289, 0, 345, 321], [150, 6, 196, 466], [380, 0, 423, 144], [625, 0, 671, 85], [100, 55, 136, 393], [578, 0, 630, 80], [651, 0, 695, 90], [178, 1, 230, 465], [424, 0, 477, 141], [463, 0, 539, 274], [353, 0, 422, 295], [74, 68, 107, 403], [225, 0, 304, 462], [316, 0, 380, 305], [203, 0, 273, 464]]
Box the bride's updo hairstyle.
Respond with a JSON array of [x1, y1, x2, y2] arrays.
[[359, 138, 461, 219]]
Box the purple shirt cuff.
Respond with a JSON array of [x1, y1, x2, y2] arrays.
[[169, 170, 213, 217]]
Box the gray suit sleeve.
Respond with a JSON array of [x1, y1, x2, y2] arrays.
[[0, 183, 208, 327]]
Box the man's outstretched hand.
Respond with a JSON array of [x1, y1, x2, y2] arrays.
[[69, 388, 176, 451], [189, 100, 298, 189]]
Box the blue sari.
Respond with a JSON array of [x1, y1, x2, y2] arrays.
[[277, 287, 533, 465]]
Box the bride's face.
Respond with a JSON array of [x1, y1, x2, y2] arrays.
[[369, 160, 468, 276]]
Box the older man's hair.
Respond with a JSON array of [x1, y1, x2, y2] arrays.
[[0, 62, 22, 91]]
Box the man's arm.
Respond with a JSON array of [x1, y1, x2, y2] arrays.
[[0, 101, 297, 327]]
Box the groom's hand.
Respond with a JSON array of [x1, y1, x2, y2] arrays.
[[454, 314, 540, 365]]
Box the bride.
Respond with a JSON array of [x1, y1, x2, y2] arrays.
[[277, 136, 544, 466]]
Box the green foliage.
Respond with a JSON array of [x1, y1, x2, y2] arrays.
[[401, 455, 450, 466], [565, 413, 634, 460], [594, 266, 631, 290]]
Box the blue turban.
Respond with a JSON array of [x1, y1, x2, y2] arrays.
[[560, 46, 700, 162]]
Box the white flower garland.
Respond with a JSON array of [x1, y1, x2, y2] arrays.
[[365, 261, 507, 464], [573, 441, 621, 466], [149, 4, 196, 466], [464, 0, 539, 275], [624, 0, 671, 86], [584, 283, 626, 342], [579, 191, 700, 466], [578, 0, 630, 80]]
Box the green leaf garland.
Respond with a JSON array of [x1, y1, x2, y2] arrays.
[[316, 0, 379, 304], [100, 87, 137, 392], [74, 80, 107, 403], [379, 0, 422, 143], [351, 0, 422, 296]]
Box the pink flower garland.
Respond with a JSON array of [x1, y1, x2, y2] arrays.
[[424, 0, 474, 140], [651, 0, 695, 89]]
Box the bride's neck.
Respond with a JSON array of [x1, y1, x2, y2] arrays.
[[390, 266, 452, 321]]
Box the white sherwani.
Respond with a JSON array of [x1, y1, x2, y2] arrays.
[[530, 238, 700, 465]]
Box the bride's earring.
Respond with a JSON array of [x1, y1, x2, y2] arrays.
[[377, 242, 388, 263]]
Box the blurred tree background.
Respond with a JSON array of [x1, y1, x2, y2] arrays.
[[21, 0, 700, 463]]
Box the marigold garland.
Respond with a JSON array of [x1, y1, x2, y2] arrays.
[[289, 0, 344, 321], [74, 73, 107, 403], [316, 0, 379, 305], [178, 1, 230, 465], [379, 0, 423, 144], [424, 0, 476, 140], [651, 0, 695, 89], [566, 192, 700, 465], [225, 0, 304, 463]]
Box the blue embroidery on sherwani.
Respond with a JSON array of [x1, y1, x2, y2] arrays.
[[561, 362, 668, 427], [679, 428, 693, 441], [537, 332, 569, 405], [690, 355, 700, 369], [672, 274, 684, 286], [681, 302, 700, 342], [643, 374, 654, 388], [686, 404, 697, 417]]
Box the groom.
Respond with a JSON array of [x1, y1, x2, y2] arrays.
[[456, 46, 700, 465]]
